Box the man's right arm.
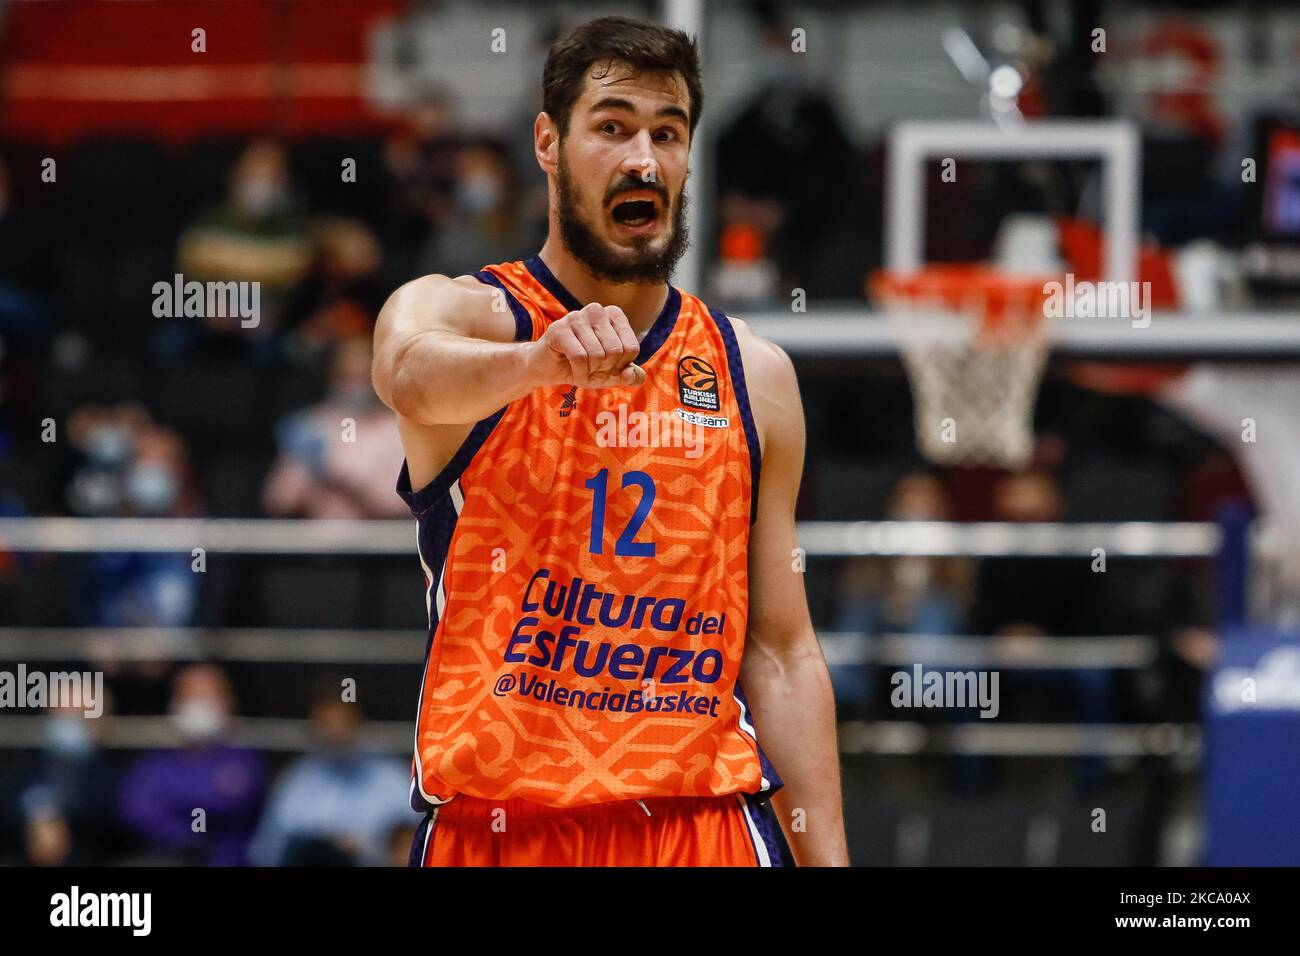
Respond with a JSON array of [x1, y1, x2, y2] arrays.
[[373, 274, 648, 427], [371, 274, 647, 489], [372, 274, 537, 427]]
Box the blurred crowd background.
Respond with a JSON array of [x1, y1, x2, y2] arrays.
[[2, 0, 1299, 866]]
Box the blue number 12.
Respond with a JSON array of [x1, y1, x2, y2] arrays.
[[584, 469, 656, 557]]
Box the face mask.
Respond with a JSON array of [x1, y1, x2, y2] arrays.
[[234, 177, 285, 216], [173, 700, 227, 743], [45, 716, 92, 759], [456, 174, 502, 214], [86, 426, 131, 467], [126, 464, 179, 515], [68, 469, 123, 516]]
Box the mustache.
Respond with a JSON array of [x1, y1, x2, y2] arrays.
[[603, 175, 670, 206]]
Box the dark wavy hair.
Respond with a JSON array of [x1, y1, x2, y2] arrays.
[[542, 16, 703, 138]]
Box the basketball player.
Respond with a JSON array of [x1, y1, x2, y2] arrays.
[[372, 16, 847, 867]]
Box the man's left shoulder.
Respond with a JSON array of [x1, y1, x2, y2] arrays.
[[726, 315, 798, 393]]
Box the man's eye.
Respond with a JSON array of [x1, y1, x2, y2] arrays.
[[602, 122, 619, 135], [654, 129, 676, 142]]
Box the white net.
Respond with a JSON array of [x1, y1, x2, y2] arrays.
[[877, 279, 1050, 470]]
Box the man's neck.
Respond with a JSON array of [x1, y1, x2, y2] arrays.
[[537, 238, 669, 340]]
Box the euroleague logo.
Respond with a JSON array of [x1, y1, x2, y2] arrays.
[[677, 355, 720, 411]]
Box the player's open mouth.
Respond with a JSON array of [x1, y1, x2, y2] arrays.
[[610, 196, 660, 232]]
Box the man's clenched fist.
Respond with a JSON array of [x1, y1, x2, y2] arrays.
[[528, 303, 647, 388]]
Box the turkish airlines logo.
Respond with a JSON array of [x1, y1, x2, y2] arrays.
[[677, 356, 719, 411]]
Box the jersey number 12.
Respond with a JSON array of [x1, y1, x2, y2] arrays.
[[584, 469, 656, 557]]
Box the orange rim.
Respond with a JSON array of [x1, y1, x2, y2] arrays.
[[869, 265, 1060, 343]]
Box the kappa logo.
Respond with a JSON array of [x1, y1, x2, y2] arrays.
[[558, 386, 577, 418], [677, 355, 719, 411]]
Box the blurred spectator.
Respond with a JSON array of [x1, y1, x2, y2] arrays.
[[262, 336, 408, 519], [18, 698, 122, 865], [64, 410, 203, 628], [248, 687, 415, 866], [416, 138, 531, 278], [714, 5, 862, 298], [161, 140, 313, 355], [117, 664, 266, 865], [282, 217, 386, 367], [969, 470, 1095, 640], [177, 140, 313, 290], [970, 470, 1113, 791], [383, 89, 465, 279], [831, 473, 971, 715], [64, 402, 153, 518]]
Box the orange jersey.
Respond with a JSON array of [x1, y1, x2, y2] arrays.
[[398, 255, 781, 810]]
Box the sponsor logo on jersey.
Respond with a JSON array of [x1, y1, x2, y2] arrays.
[[558, 386, 577, 418], [675, 408, 729, 429], [492, 566, 732, 718], [677, 355, 719, 411]]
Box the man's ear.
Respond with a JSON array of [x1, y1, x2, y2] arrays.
[[534, 111, 559, 175]]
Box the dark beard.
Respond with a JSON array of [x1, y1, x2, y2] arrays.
[[556, 154, 689, 284]]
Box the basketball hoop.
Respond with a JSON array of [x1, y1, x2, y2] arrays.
[[870, 265, 1057, 470]]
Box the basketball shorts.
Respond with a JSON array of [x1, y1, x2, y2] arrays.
[[410, 792, 791, 867]]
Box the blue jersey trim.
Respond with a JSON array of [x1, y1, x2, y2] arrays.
[[473, 269, 534, 343], [395, 408, 506, 518], [635, 286, 681, 364], [741, 792, 795, 866], [709, 309, 762, 525], [523, 254, 582, 312], [409, 810, 435, 864], [734, 678, 785, 797]]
